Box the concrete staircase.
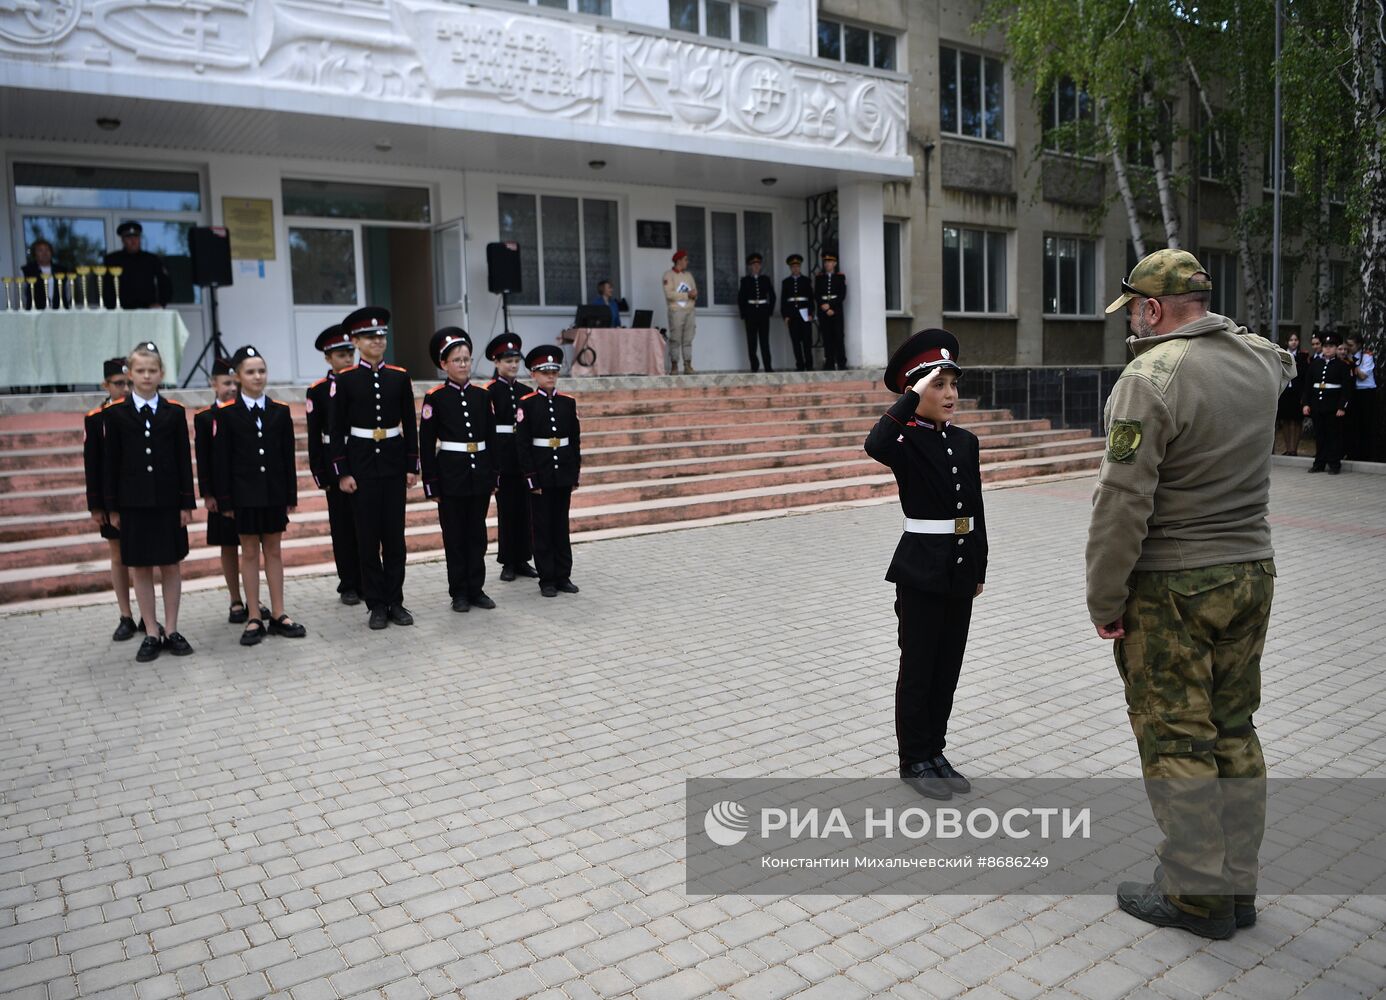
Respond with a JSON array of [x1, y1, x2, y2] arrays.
[[0, 375, 1104, 606]]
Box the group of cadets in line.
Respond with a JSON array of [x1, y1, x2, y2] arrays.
[[83, 308, 583, 659], [736, 252, 851, 374]]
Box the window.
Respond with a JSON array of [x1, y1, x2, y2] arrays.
[[818, 18, 898, 70], [1200, 250, 1238, 318], [1199, 110, 1229, 182], [1262, 142, 1296, 193], [942, 226, 1007, 314], [1043, 77, 1095, 156], [1042, 236, 1097, 316], [497, 192, 620, 307], [512, 0, 610, 12], [670, 0, 766, 44], [1328, 261, 1355, 325], [675, 205, 774, 307], [289, 228, 357, 306], [1125, 97, 1174, 170], [282, 179, 429, 223], [940, 46, 1005, 141], [1261, 255, 1297, 322], [884, 220, 904, 312]]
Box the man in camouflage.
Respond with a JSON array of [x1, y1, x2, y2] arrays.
[[1086, 249, 1294, 939]]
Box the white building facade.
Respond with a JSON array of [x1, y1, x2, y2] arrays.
[[0, 0, 912, 383]]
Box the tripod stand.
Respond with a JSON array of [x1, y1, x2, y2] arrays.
[[182, 284, 229, 387]]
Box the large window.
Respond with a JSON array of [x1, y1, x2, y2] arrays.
[[884, 220, 904, 312], [511, 0, 610, 13], [818, 18, 897, 70], [1200, 250, 1238, 318], [1261, 255, 1297, 323], [1262, 142, 1297, 194], [669, 0, 766, 44], [675, 205, 774, 307], [1043, 77, 1095, 156], [1199, 110, 1229, 182], [940, 46, 1005, 141], [1328, 260, 1355, 326], [1042, 236, 1097, 316], [943, 226, 1007, 314], [497, 192, 620, 307]]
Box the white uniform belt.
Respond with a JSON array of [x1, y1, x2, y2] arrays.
[[494, 424, 515, 434], [321, 433, 331, 444], [1314, 382, 1343, 389], [787, 296, 808, 302], [439, 440, 486, 453], [748, 299, 769, 305], [349, 425, 402, 440], [904, 516, 973, 535], [532, 437, 571, 448]]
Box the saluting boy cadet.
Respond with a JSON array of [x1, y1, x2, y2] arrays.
[[515, 345, 581, 598], [484, 333, 538, 582], [305, 324, 361, 604]]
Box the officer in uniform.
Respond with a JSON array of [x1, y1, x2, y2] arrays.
[[662, 249, 699, 374], [865, 329, 987, 803], [485, 333, 538, 581], [815, 251, 848, 370], [306, 324, 362, 604], [329, 306, 418, 629], [420, 328, 498, 613], [780, 254, 814, 371], [103, 221, 172, 310], [737, 252, 777, 373], [85, 358, 139, 640], [516, 345, 581, 597], [1302, 334, 1355, 473]]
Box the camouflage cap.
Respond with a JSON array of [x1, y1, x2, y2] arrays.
[[1105, 249, 1213, 313]]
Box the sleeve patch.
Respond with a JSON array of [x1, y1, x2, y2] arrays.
[[420, 402, 433, 420], [305, 398, 313, 414], [1106, 419, 1142, 463], [329, 381, 337, 397]]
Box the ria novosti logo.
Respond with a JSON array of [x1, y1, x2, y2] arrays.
[[702, 800, 750, 846]]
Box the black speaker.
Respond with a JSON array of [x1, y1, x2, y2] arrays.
[[190, 226, 233, 288], [487, 241, 522, 294]]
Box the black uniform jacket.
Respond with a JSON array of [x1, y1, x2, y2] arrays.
[[83, 399, 112, 511], [737, 274, 777, 319], [814, 271, 847, 312], [102, 249, 172, 309], [101, 395, 195, 511], [864, 390, 988, 597], [193, 405, 219, 501], [20, 263, 70, 310], [420, 379, 498, 499], [780, 275, 813, 320], [305, 371, 337, 489], [330, 360, 419, 481], [1301, 355, 1355, 412], [213, 395, 298, 510], [515, 388, 581, 489], [486, 376, 532, 476]]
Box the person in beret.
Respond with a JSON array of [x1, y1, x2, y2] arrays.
[[515, 345, 581, 597], [420, 328, 498, 613], [780, 254, 815, 371], [84, 358, 139, 641], [484, 333, 538, 581], [194, 356, 249, 628], [663, 249, 699, 374], [305, 324, 362, 605], [815, 251, 848, 370], [865, 329, 987, 802], [103, 221, 172, 310], [737, 252, 777, 373]]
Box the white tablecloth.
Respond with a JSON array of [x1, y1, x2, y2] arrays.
[[0, 310, 190, 387]]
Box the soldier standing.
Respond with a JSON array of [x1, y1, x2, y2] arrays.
[[662, 249, 699, 374], [306, 325, 362, 605], [1302, 334, 1354, 474], [780, 254, 814, 371], [103, 221, 172, 310], [737, 252, 777, 373], [516, 345, 581, 598], [1089, 250, 1294, 939], [815, 251, 848, 370], [485, 333, 538, 581]]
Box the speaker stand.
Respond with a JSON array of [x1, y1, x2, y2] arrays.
[[182, 284, 230, 388], [501, 291, 513, 335]]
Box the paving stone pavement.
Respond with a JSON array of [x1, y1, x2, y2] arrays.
[[1, 467, 1384, 1000]]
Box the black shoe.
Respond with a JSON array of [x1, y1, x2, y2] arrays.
[[499, 566, 517, 582], [258, 605, 271, 622], [900, 761, 952, 800], [1116, 882, 1234, 939], [369, 608, 390, 630], [227, 602, 249, 625], [1308, 465, 1325, 473], [929, 755, 970, 793], [515, 562, 539, 578], [555, 580, 580, 594], [239, 620, 266, 647], [388, 605, 414, 626], [1150, 864, 1256, 928], [451, 596, 470, 612], [165, 631, 193, 656], [1328, 465, 1341, 475], [469, 592, 496, 609], [540, 584, 558, 598], [135, 634, 162, 663], [268, 615, 306, 639], [112, 616, 139, 642], [765, 367, 774, 373], [339, 590, 361, 606]]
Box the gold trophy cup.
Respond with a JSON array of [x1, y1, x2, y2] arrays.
[[75, 266, 91, 310], [92, 265, 108, 311], [108, 266, 124, 310], [1, 277, 13, 311], [23, 276, 37, 311]]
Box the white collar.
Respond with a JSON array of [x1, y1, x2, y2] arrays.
[[242, 392, 265, 409], [132, 391, 159, 412]]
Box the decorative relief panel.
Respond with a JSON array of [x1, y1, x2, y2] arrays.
[[0, 0, 908, 160]]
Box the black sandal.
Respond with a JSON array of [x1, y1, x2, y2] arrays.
[[228, 602, 249, 624], [268, 614, 306, 639], [239, 619, 266, 646]]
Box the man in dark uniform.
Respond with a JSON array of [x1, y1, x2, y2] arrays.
[[516, 345, 581, 598], [815, 251, 848, 370], [306, 324, 362, 605], [1302, 333, 1355, 474], [85, 358, 139, 639], [780, 254, 814, 371], [485, 333, 538, 582], [865, 329, 987, 801], [103, 221, 172, 310], [737, 252, 777, 373], [330, 306, 418, 629]]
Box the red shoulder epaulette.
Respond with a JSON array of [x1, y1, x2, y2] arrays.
[[86, 404, 105, 418], [195, 405, 213, 415], [309, 376, 329, 389], [109, 396, 127, 406], [556, 392, 576, 400], [425, 383, 446, 395], [217, 398, 236, 408], [484, 379, 498, 389], [384, 364, 408, 373], [164, 398, 185, 409], [520, 391, 539, 401]]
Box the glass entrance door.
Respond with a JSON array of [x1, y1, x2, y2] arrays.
[[288, 223, 364, 380]]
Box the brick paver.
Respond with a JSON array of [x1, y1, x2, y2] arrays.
[[2, 468, 1383, 998]]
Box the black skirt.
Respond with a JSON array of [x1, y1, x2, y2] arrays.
[[233, 505, 289, 536], [119, 507, 190, 567], [205, 511, 240, 547], [1277, 387, 1303, 423]]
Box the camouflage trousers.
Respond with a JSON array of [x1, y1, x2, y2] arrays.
[[1115, 560, 1274, 918]]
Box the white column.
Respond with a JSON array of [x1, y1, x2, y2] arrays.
[[836, 179, 888, 368]]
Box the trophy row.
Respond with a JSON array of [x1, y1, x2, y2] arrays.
[[1, 267, 125, 311]]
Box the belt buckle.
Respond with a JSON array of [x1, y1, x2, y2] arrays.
[[466, 442, 477, 453], [372, 427, 386, 441], [547, 437, 561, 448], [954, 517, 969, 535]]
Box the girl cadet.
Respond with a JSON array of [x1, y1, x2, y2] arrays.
[[194, 356, 252, 625], [100, 342, 196, 663], [214, 345, 307, 646], [84, 357, 139, 641], [865, 329, 988, 802]]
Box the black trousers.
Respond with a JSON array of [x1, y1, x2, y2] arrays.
[[1312, 406, 1346, 468], [743, 316, 772, 371], [820, 312, 846, 369], [895, 584, 974, 767], [495, 472, 532, 567], [786, 317, 813, 370], [438, 492, 491, 599], [1346, 388, 1376, 460], [529, 486, 573, 585], [352, 475, 407, 611], [326, 485, 361, 595]]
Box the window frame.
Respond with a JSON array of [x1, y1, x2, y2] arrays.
[[939, 43, 1007, 144], [817, 16, 901, 72], [1041, 234, 1100, 319], [1262, 143, 1297, 195], [883, 217, 908, 315], [941, 224, 1010, 317], [674, 203, 776, 309], [515, 0, 611, 14], [496, 189, 623, 310], [669, 0, 768, 45], [1042, 77, 1097, 159], [1261, 254, 1298, 323], [1199, 249, 1238, 319]]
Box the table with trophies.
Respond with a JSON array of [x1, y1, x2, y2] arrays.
[[0, 266, 189, 388]]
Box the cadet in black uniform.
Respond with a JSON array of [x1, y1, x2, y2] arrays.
[[305, 325, 362, 605], [85, 358, 139, 640], [515, 345, 581, 598], [330, 307, 419, 629], [194, 357, 249, 624], [485, 333, 538, 582], [103, 221, 172, 310], [815, 251, 848, 370], [865, 329, 988, 801], [780, 254, 814, 371], [737, 252, 777, 373], [420, 329, 498, 613], [1302, 334, 1355, 474], [101, 342, 195, 662]]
